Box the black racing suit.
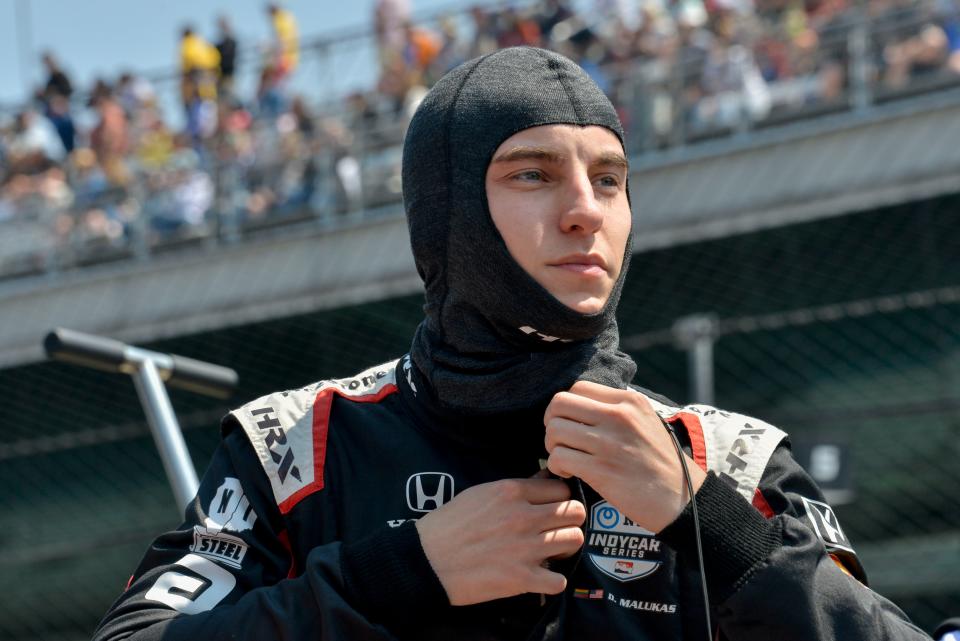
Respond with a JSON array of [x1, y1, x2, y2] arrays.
[[93, 357, 930, 641]]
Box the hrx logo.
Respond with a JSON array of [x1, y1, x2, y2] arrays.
[[250, 406, 301, 484], [406, 472, 454, 512]]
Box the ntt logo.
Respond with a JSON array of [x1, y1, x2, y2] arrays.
[[596, 505, 620, 529]]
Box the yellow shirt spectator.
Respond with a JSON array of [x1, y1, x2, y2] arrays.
[[180, 32, 220, 73], [270, 7, 300, 73]]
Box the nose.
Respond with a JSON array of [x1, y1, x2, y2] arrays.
[[559, 170, 604, 235]]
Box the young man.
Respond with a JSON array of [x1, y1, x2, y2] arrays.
[[94, 47, 930, 641]]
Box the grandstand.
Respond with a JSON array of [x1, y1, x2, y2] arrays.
[[1, 0, 959, 639]]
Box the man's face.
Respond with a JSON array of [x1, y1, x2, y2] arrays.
[[485, 124, 631, 315]]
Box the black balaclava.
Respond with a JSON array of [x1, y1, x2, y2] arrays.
[[404, 46, 637, 418]]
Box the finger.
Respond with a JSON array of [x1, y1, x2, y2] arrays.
[[539, 526, 585, 559], [530, 499, 587, 531], [544, 389, 612, 427], [542, 526, 585, 554], [544, 416, 603, 455], [568, 380, 629, 402], [525, 565, 568, 595], [569, 381, 656, 418], [508, 477, 571, 505], [546, 445, 594, 482]]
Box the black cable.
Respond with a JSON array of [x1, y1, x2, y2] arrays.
[[664, 421, 713, 641]]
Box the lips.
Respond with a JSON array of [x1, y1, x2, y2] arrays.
[[549, 254, 609, 276]]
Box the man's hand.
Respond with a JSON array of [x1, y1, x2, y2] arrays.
[[415, 477, 585, 606], [544, 381, 707, 533]]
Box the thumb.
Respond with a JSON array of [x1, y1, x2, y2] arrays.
[[531, 465, 552, 480]]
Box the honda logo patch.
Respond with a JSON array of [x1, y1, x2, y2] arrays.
[[801, 496, 853, 553], [406, 473, 454, 512]]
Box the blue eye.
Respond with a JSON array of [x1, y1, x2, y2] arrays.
[[514, 170, 544, 181], [597, 175, 620, 188]]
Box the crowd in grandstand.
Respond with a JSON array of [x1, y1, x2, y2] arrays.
[[2, 0, 960, 276]]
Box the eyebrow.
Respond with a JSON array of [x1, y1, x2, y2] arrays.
[[491, 146, 629, 171], [491, 146, 565, 164], [594, 151, 629, 171]]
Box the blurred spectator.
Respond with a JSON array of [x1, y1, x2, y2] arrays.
[[428, 15, 468, 82], [468, 6, 501, 57], [1, 166, 72, 219], [564, 26, 613, 93], [496, 7, 543, 48], [694, 9, 772, 129], [321, 117, 363, 212], [629, 6, 674, 61], [216, 16, 239, 97], [884, 22, 948, 87], [61, 147, 135, 251], [257, 64, 286, 118], [593, 0, 641, 36], [41, 52, 73, 102], [807, 0, 855, 102], [268, 3, 300, 77], [266, 99, 321, 213], [377, 56, 409, 117], [289, 96, 317, 142], [536, 0, 576, 41], [134, 106, 177, 170], [402, 21, 443, 76], [213, 99, 255, 165], [180, 25, 220, 76], [43, 94, 76, 154], [38, 52, 76, 153], [345, 91, 381, 138], [877, 0, 949, 88], [5, 110, 65, 175], [375, 0, 412, 64], [115, 72, 157, 119], [146, 148, 213, 239], [258, 4, 300, 117], [89, 84, 131, 185], [180, 25, 221, 94], [0, 166, 68, 273], [179, 24, 221, 144]]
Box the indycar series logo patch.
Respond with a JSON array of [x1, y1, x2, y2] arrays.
[[586, 501, 663, 582]]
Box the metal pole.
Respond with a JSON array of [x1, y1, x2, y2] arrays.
[[672, 314, 718, 405], [689, 331, 715, 406], [131, 355, 200, 512], [14, 0, 33, 95]]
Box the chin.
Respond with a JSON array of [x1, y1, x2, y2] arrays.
[[561, 296, 607, 315]]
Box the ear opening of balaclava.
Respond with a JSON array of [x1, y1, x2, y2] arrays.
[[404, 46, 637, 415]]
